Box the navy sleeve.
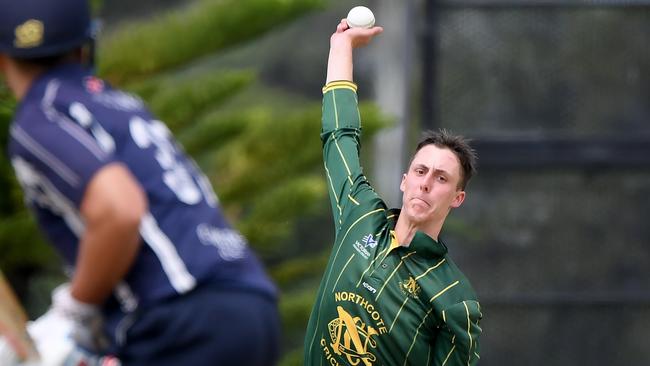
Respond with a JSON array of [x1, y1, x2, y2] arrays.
[[10, 107, 116, 208]]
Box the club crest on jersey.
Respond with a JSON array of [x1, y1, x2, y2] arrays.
[[399, 276, 421, 299], [84, 76, 105, 94], [326, 306, 378, 366], [353, 234, 378, 259]]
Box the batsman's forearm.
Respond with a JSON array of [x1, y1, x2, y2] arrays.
[[71, 163, 147, 305], [71, 216, 142, 305], [326, 40, 354, 84]]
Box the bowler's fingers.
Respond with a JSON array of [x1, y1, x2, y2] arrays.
[[365, 26, 384, 36], [349, 26, 384, 48], [337, 19, 349, 33], [331, 20, 383, 49]]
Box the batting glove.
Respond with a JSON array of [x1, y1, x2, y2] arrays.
[[27, 283, 111, 365]]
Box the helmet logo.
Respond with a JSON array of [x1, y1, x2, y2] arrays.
[[14, 19, 44, 49]]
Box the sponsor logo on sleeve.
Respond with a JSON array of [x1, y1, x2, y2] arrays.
[[353, 234, 378, 259], [196, 224, 247, 260]]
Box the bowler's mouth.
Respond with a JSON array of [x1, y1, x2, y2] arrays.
[[411, 197, 430, 207]]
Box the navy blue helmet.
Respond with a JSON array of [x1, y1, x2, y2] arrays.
[[0, 0, 91, 58]]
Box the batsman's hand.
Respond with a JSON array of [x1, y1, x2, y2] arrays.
[[28, 283, 110, 362], [1, 332, 119, 366]]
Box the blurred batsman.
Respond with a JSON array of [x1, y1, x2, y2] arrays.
[[0, 0, 280, 364], [304, 19, 482, 365]]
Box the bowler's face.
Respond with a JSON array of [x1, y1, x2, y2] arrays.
[[400, 144, 465, 225]]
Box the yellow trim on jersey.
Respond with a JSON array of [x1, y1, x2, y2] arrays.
[[373, 231, 401, 269], [356, 246, 390, 287], [414, 258, 447, 281], [330, 91, 355, 187], [464, 301, 473, 363], [375, 251, 417, 300], [323, 163, 343, 223], [442, 345, 456, 366], [403, 308, 433, 366], [322, 80, 358, 94], [331, 254, 356, 292], [430, 280, 460, 302], [332, 89, 340, 129], [333, 135, 355, 186], [327, 208, 386, 296], [386, 249, 456, 348], [389, 296, 411, 333], [306, 208, 385, 354], [388, 230, 401, 252], [348, 194, 360, 205]]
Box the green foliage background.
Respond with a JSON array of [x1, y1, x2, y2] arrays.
[[0, 0, 390, 363]]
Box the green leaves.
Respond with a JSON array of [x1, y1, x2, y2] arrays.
[[148, 70, 255, 131], [98, 0, 324, 83], [0, 213, 57, 271]]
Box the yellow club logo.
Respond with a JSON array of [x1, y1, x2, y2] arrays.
[[399, 276, 421, 299], [328, 306, 378, 366], [14, 19, 44, 48]]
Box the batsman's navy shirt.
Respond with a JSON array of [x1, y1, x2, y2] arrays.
[[7, 63, 276, 334], [304, 81, 482, 365]]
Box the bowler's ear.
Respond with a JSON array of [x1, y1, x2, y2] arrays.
[[399, 173, 407, 192], [450, 190, 465, 208]]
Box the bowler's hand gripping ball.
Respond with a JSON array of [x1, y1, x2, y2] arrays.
[[347, 6, 375, 29]]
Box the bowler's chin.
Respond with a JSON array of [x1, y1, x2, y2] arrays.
[[403, 207, 430, 224]]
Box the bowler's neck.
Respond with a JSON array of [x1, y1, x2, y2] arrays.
[[394, 213, 444, 246]]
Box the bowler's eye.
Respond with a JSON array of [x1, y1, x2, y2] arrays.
[[437, 175, 447, 182], [414, 168, 425, 175]]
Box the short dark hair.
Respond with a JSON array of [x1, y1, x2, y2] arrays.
[[413, 129, 477, 190], [12, 53, 71, 68]]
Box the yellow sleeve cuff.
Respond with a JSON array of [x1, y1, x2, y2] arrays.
[[322, 80, 358, 94]]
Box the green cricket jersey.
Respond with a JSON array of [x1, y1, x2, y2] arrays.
[[304, 81, 482, 366]]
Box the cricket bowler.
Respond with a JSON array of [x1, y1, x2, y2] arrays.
[[304, 18, 482, 365]]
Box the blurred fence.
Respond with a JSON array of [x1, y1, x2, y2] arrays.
[[419, 1, 650, 364]]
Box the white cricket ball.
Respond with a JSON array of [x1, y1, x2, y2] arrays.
[[347, 6, 375, 29]]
